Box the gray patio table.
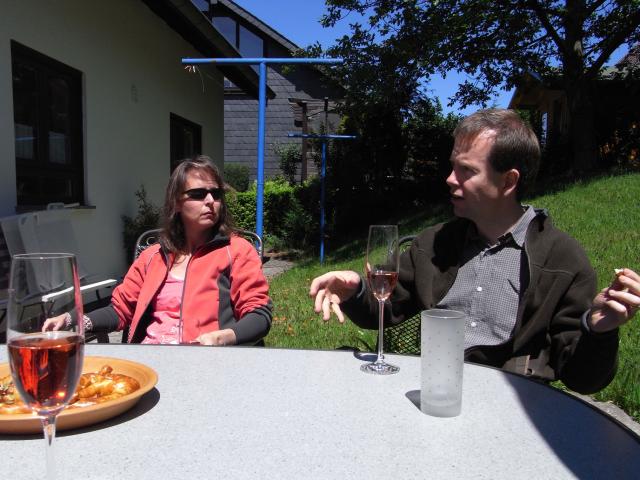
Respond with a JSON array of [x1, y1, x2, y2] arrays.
[[2, 344, 639, 479]]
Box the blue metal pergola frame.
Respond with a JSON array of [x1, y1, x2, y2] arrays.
[[287, 133, 356, 264], [182, 57, 343, 244]]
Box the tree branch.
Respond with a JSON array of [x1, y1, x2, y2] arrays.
[[585, 0, 609, 18], [587, 8, 640, 77], [526, 0, 568, 57]]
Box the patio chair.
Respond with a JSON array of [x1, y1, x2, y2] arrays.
[[134, 228, 163, 260], [11, 210, 117, 297], [0, 230, 10, 342], [0, 209, 116, 343], [381, 235, 422, 356], [134, 228, 264, 260]]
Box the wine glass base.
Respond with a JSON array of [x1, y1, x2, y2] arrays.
[[360, 361, 400, 375]]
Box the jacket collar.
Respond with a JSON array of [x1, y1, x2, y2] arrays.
[[160, 228, 231, 263]]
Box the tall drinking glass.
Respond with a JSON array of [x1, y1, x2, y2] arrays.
[[362, 225, 400, 374], [6, 253, 85, 480]]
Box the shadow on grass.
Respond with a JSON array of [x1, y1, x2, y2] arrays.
[[301, 202, 452, 265], [286, 167, 638, 269], [528, 166, 638, 199]]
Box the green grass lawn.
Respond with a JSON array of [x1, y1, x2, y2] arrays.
[[265, 172, 640, 419]]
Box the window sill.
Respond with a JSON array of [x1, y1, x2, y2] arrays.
[[15, 204, 97, 214]]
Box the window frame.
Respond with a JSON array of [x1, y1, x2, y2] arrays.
[[170, 113, 202, 172], [11, 40, 84, 208], [211, 13, 267, 93]]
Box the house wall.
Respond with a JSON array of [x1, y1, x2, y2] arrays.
[[223, 42, 341, 180], [0, 0, 223, 278]]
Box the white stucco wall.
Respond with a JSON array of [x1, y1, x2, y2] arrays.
[[0, 0, 224, 278]]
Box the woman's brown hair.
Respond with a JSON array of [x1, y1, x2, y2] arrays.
[[160, 155, 234, 254]]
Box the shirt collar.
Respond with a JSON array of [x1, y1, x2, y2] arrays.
[[464, 205, 537, 249], [499, 205, 536, 248]]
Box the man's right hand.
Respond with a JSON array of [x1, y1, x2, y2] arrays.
[[309, 271, 361, 323]]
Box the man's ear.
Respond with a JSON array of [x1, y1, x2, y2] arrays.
[[503, 169, 520, 196]]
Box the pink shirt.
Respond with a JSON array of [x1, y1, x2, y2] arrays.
[[142, 273, 184, 344]]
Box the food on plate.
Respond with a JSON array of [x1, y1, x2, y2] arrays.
[[0, 376, 32, 414], [0, 365, 140, 415]]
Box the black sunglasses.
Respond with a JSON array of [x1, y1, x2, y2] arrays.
[[183, 187, 223, 200]]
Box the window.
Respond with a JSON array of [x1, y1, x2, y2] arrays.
[[11, 41, 84, 207], [170, 113, 202, 172], [239, 25, 263, 59], [191, 0, 210, 15], [212, 16, 265, 89], [212, 16, 236, 45]]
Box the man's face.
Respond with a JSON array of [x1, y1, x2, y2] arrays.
[[445, 130, 510, 224]]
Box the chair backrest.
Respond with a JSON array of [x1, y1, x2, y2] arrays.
[[0, 228, 10, 293], [382, 235, 421, 355], [134, 229, 163, 260], [398, 235, 415, 253], [0, 228, 10, 340], [15, 209, 89, 280], [235, 229, 264, 261], [134, 228, 264, 260]]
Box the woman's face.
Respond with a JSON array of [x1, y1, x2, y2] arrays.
[[176, 169, 222, 237]]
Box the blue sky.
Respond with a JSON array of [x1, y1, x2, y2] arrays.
[[232, 0, 629, 115]]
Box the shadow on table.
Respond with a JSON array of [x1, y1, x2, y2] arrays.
[[334, 346, 377, 363], [405, 390, 421, 410], [502, 372, 640, 479], [0, 388, 160, 441]]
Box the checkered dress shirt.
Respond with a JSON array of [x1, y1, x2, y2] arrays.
[[437, 206, 537, 349]]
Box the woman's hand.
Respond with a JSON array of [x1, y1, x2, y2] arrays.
[[195, 328, 237, 346], [42, 313, 69, 332]]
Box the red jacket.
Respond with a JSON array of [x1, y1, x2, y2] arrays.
[[110, 233, 271, 344]]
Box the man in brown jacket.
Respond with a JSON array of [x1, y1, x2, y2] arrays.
[[309, 109, 639, 394]]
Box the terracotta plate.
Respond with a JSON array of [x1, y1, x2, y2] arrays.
[[0, 356, 158, 435]]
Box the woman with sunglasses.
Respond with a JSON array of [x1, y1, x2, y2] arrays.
[[44, 155, 272, 346]]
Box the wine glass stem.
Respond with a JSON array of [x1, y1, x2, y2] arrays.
[[42, 414, 57, 480], [377, 299, 385, 363]]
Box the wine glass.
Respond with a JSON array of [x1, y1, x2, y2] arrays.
[[361, 225, 400, 375], [6, 253, 85, 480]]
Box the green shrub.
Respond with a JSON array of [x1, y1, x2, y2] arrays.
[[224, 163, 251, 192], [227, 178, 319, 251], [273, 142, 301, 185], [121, 186, 161, 263]]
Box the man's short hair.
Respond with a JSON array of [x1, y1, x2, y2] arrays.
[[453, 109, 540, 200]]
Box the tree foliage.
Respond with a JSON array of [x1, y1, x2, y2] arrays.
[[317, 0, 640, 170]]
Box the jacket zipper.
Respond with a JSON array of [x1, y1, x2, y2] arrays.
[[177, 250, 199, 344], [166, 234, 229, 343]]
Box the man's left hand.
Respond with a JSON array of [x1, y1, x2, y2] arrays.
[[589, 268, 640, 333]]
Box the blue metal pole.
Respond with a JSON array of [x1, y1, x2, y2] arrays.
[[183, 58, 343, 65], [320, 140, 327, 264], [256, 61, 267, 241], [181, 57, 345, 247], [287, 132, 356, 263], [288, 133, 357, 140]]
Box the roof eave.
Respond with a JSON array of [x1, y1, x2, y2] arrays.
[[215, 0, 300, 52], [141, 0, 275, 100]]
